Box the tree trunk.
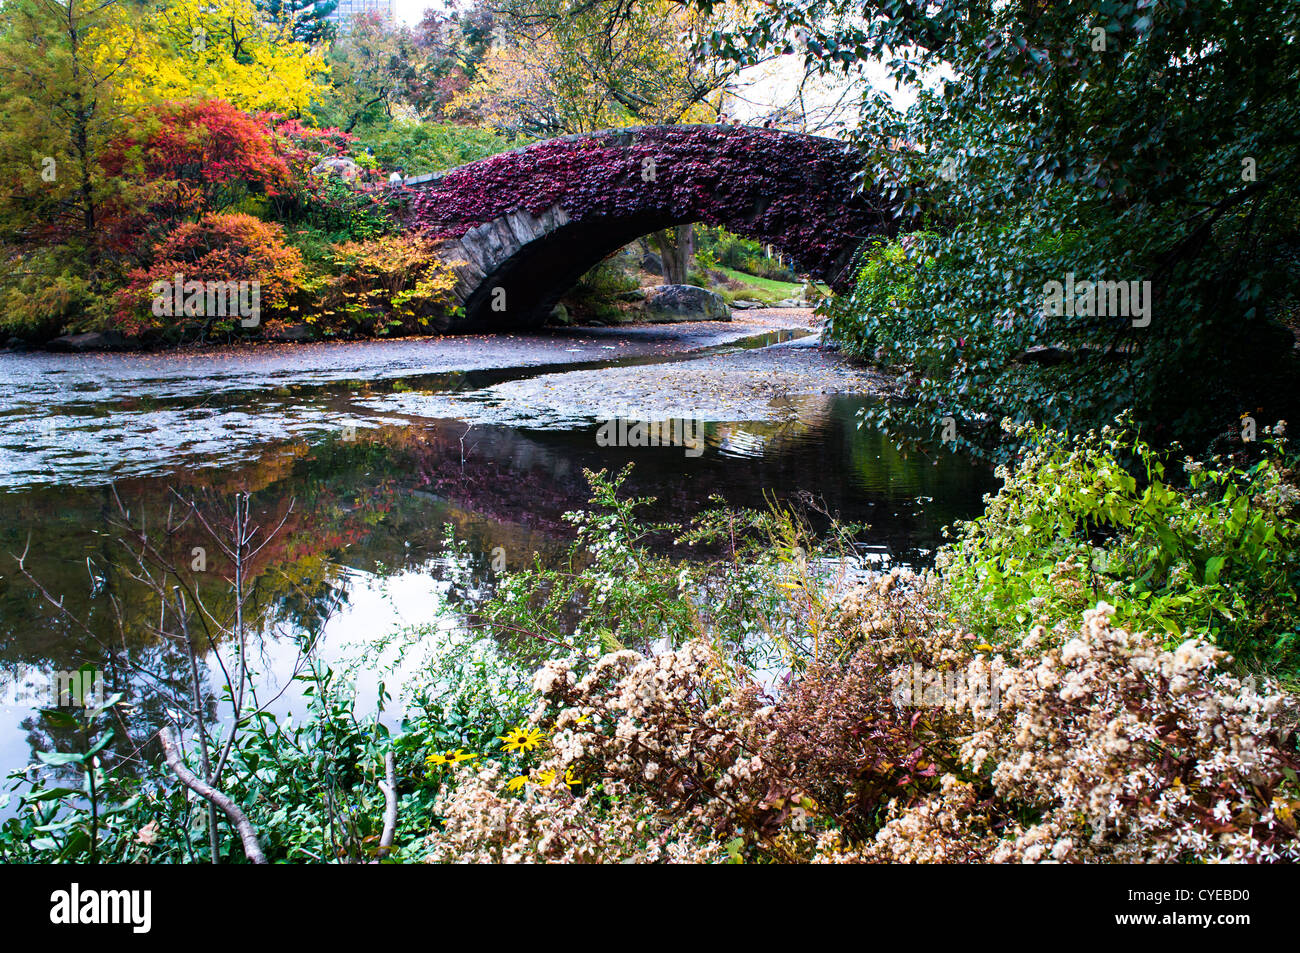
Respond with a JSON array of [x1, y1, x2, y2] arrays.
[[66, 10, 97, 280], [653, 224, 695, 284]]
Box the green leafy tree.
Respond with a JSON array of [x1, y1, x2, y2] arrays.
[[702, 0, 1300, 452], [0, 0, 141, 332]]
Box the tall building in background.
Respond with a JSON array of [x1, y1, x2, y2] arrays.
[[324, 0, 394, 27]]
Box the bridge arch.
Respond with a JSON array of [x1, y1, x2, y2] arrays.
[[400, 124, 895, 329]]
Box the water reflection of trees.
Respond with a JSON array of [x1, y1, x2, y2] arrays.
[[0, 399, 993, 778], [0, 427, 577, 776], [1, 398, 991, 679]]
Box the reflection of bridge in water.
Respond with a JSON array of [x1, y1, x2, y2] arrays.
[[393, 392, 992, 564]]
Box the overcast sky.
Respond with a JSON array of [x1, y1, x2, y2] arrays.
[[392, 0, 437, 24]]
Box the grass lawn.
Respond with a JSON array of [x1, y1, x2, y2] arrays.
[[712, 266, 828, 305]]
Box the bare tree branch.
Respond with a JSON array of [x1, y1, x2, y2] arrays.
[[159, 727, 266, 865], [377, 750, 398, 858]]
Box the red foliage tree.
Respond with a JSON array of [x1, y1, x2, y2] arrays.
[[114, 212, 303, 337], [102, 100, 295, 252]]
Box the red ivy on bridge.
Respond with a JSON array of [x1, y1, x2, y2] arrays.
[[405, 125, 891, 285]]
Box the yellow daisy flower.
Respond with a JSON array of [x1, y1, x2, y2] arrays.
[[533, 767, 581, 788], [426, 749, 478, 768], [499, 726, 544, 753], [506, 775, 528, 792]]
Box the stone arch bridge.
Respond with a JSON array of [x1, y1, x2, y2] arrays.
[[398, 124, 896, 329]]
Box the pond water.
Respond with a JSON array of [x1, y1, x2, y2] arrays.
[[0, 320, 995, 790]]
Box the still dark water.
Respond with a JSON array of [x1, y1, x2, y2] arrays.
[[0, 327, 995, 786]]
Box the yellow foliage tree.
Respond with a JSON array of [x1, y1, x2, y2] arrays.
[[452, 0, 730, 138], [0, 0, 147, 330], [120, 0, 328, 115]]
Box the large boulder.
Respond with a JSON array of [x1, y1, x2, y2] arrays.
[[312, 156, 362, 181], [266, 323, 315, 343], [642, 284, 730, 323], [45, 330, 129, 352]]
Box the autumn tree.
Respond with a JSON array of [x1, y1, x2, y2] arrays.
[[101, 99, 296, 255], [454, 0, 739, 283], [127, 0, 328, 115], [456, 0, 731, 136], [411, 4, 495, 120], [319, 9, 496, 134], [0, 0, 143, 332], [319, 13, 430, 133]]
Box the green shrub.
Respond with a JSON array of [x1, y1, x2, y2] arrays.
[[695, 225, 796, 282], [352, 121, 512, 177], [824, 235, 931, 361], [0, 246, 96, 338], [937, 419, 1300, 678]]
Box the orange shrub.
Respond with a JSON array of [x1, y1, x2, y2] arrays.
[[115, 213, 303, 338], [313, 233, 462, 336]]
